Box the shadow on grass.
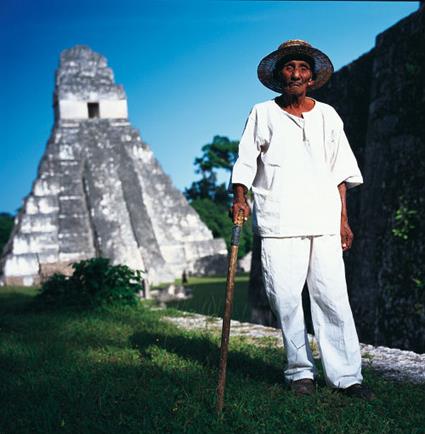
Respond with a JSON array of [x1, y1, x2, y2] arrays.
[[130, 328, 284, 387], [0, 290, 39, 315]]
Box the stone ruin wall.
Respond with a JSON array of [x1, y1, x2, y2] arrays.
[[249, 6, 425, 352], [0, 46, 227, 287]]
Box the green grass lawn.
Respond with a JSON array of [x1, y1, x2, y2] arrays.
[[166, 274, 251, 323], [1, 283, 424, 434]]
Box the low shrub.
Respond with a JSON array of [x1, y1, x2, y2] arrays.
[[36, 257, 144, 308]]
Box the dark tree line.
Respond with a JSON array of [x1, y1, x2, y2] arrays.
[[185, 135, 252, 258]]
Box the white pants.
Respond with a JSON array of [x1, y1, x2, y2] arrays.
[[261, 234, 363, 388]]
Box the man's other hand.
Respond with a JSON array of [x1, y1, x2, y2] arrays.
[[340, 218, 353, 251]]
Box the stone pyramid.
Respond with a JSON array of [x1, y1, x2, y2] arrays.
[[0, 45, 226, 286]]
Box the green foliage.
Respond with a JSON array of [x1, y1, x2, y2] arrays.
[[190, 198, 232, 239], [184, 173, 219, 202], [185, 135, 253, 257], [0, 212, 14, 253], [185, 135, 239, 206], [191, 198, 252, 258], [391, 200, 417, 240], [193, 135, 239, 174], [36, 257, 144, 308]]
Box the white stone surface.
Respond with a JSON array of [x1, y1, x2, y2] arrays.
[[4, 254, 39, 276], [99, 100, 128, 119], [58, 252, 85, 262], [163, 312, 425, 384], [13, 234, 57, 255], [59, 143, 75, 160], [59, 99, 127, 120], [33, 179, 60, 196], [25, 196, 58, 215], [37, 252, 59, 263], [238, 251, 252, 272], [20, 215, 57, 233], [59, 100, 88, 119], [23, 276, 34, 286]]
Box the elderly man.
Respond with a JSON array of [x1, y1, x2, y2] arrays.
[[230, 40, 374, 400]]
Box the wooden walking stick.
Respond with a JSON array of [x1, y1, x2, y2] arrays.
[[216, 209, 245, 415]]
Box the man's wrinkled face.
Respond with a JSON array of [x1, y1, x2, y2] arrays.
[[279, 59, 314, 95]]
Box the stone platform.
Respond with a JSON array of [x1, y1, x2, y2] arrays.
[[163, 312, 425, 384]]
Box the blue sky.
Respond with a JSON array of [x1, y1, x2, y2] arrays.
[[0, 0, 419, 214]]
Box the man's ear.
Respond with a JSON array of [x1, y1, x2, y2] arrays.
[[307, 78, 315, 87]]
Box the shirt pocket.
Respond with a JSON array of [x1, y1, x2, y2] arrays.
[[252, 185, 281, 235], [255, 152, 282, 193], [261, 149, 282, 168]]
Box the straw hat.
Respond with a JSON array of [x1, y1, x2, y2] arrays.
[[257, 39, 334, 92]]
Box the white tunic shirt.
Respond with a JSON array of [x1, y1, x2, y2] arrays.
[[230, 99, 363, 237]]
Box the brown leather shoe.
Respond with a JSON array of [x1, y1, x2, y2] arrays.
[[340, 383, 376, 401], [290, 378, 316, 396]]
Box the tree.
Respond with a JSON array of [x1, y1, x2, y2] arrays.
[[185, 136, 252, 258], [0, 212, 14, 253], [193, 135, 239, 174], [185, 135, 239, 206]]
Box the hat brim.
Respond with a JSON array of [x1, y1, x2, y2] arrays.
[[257, 44, 334, 92]]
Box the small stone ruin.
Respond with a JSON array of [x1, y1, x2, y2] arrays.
[[0, 45, 227, 286]]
